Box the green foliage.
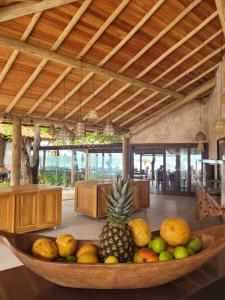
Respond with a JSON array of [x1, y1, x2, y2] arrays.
[[52, 132, 122, 146], [0, 179, 10, 187], [39, 170, 69, 187]]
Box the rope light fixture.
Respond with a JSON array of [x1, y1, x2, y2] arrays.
[[48, 90, 56, 139], [76, 62, 86, 139], [103, 68, 114, 136], [195, 100, 206, 153], [87, 73, 99, 123]]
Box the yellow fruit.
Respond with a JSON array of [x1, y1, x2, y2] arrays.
[[32, 238, 58, 261], [77, 252, 98, 264], [56, 234, 77, 257], [76, 244, 97, 258], [160, 218, 191, 246], [104, 256, 119, 264], [129, 219, 152, 247]]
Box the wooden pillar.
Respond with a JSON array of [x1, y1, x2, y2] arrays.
[[11, 118, 21, 186], [43, 149, 46, 171], [122, 136, 130, 178], [0, 137, 6, 165], [71, 149, 74, 186]]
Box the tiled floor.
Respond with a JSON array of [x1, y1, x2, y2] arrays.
[[0, 194, 197, 271]]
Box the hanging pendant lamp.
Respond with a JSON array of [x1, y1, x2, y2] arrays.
[[76, 62, 86, 139], [195, 101, 206, 153], [57, 79, 70, 141], [214, 32, 225, 135], [103, 70, 114, 136], [48, 91, 56, 139], [87, 74, 99, 123]]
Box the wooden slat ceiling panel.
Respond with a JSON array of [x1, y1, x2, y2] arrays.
[[0, 0, 222, 130]]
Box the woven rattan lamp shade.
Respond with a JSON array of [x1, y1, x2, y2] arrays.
[[214, 119, 225, 135]]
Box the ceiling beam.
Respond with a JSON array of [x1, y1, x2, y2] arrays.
[[28, 0, 164, 117], [77, 0, 130, 59], [115, 43, 224, 125], [0, 36, 181, 99], [0, 0, 78, 22], [215, 0, 225, 37], [5, 0, 92, 113], [0, 12, 41, 84], [97, 30, 221, 123], [86, 10, 217, 122], [128, 78, 216, 137]]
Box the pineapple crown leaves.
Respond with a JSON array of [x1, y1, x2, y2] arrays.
[[106, 176, 133, 224]]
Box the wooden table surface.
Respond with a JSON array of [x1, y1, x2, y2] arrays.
[[1, 217, 225, 300]]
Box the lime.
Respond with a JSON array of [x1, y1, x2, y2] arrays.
[[104, 256, 119, 264], [148, 240, 153, 249], [151, 237, 167, 254], [186, 247, 195, 256], [174, 246, 189, 259], [66, 255, 76, 263], [159, 250, 173, 261], [187, 236, 202, 251]]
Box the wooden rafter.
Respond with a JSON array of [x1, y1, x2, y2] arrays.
[[215, 0, 225, 37], [136, 11, 218, 79], [114, 43, 225, 125], [128, 79, 216, 137], [0, 0, 78, 22], [96, 30, 221, 123], [82, 0, 204, 121], [121, 64, 218, 127], [0, 12, 41, 84], [77, 0, 130, 59], [5, 0, 92, 114], [119, 0, 202, 73], [61, 1, 164, 119]]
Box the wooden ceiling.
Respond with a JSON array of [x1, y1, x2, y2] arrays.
[[0, 0, 224, 135]]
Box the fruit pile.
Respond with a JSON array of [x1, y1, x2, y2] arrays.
[[31, 177, 202, 264]]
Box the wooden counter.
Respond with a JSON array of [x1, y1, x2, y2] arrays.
[[196, 181, 225, 220], [75, 180, 150, 218], [0, 184, 62, 233]]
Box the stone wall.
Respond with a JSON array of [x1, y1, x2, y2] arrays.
[[130, 100, 208, 144]]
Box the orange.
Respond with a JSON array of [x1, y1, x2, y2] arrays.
[[160, 218, 190, 246]]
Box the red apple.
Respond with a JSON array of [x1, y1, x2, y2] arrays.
[[133, 248, 159, 263]]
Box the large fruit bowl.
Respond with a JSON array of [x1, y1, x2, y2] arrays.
[[1, 224, 225, 289]]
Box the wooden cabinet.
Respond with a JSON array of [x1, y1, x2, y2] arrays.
[[75, 180, 150, 218], [0, 185, 62, 233]]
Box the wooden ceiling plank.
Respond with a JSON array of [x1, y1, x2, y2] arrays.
[[113, 44, 224, 124], [151, 30, 221, 84], [0, 0, 78, 22], [77, 0, 130, 59], [64, 77, 112, 120], [61, 0, 165, 119], [136, 11, 218, 79], [0, 12, 41, 84], [27, 66, 72, 115], [96, 87, 146, 123], [83, 6, 216, 121], [128, 78, 216, 137], [0, 36, 182, 98], [215, 0, 225, 37], [119, 0, 202, 73], [121, 64, 219, 127], [99, 0, 165, 66], [44, 71, 93, 119], [5, 0, 92, 113]]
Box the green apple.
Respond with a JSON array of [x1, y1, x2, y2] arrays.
[[187, 236, 202, 251], [159, 250, 173, 261], [174, 246, 189, 259], [150, 237, 167, 254]]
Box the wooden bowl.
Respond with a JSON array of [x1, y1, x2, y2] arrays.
[[1, 224, 225, 289]]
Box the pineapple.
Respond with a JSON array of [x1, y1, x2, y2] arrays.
[[99, 176, 135, 262]]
